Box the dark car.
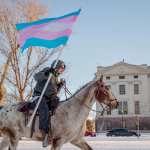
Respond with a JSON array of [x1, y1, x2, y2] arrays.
[[106, 128, 140, 137]]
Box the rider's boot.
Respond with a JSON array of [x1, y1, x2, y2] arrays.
[[42, 133, 49, 147]]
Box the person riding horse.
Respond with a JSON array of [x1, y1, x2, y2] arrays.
[[33, 59, 66, 147]]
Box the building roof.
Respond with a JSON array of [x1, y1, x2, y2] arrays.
[[96, 61, 150, 76]]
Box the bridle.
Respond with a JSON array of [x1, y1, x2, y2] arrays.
[[94, 80, 118, 109], [62, 82, 116, 115]]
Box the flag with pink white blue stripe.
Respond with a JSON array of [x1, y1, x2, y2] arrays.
[[16, 9, 81, 53]]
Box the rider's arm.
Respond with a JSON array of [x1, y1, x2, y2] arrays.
[[44, 75, 58, 98], [57, 79, 65, 93], [34, 67, 50, 81]]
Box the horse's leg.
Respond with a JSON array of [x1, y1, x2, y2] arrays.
[[9, 119, 25, 150], [10, 126, 24, 150], [51, 138, 64, 150], [71, 138, 93, 150], [0, 136, 10, 150], [9, 136, 20, 150], [0, 129, 18, 150], [5, 128, 20, 150]]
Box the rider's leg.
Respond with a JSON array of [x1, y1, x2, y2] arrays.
[[38, 99, 49, 147]]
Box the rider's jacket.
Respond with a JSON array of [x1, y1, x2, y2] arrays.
[[33, 67, 63, 100]]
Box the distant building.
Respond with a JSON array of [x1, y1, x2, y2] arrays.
[[95, 61, 150, 132]]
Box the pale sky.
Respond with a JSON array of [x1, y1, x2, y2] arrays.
[[41, 0, 150, 94]]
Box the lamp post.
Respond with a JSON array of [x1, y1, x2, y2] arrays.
[[137, 115, 140, 137]]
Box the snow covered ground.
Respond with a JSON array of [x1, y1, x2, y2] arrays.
[[2, 133, 150, 150]]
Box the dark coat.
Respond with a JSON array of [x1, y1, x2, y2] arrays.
[[33, 67, 63, 100]]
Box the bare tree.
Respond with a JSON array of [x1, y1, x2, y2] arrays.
[[0, 0, 58, 103]]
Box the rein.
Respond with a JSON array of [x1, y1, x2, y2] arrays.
[[62, 84, 108, 116]]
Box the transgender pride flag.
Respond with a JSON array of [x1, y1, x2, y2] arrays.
[[16, 9, 81, 52]]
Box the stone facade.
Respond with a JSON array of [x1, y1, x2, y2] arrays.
[[95, 61, 150, 132]]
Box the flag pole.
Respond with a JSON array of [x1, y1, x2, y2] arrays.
[[27, 46, 64, 128]]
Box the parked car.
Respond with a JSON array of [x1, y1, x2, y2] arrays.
[[106, 128, 140, 137]]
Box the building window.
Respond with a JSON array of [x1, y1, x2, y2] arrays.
[[134, 84, 139, 95], [118, 102, 122, 114], [118, 101, 128, 115], [119, 85, 126, 95], [107, 109, 111, 115], [135, 101, 140, 114], [119, 76, 125, 79], [106, 76, 110, 80], [134, 75, 138, 79]]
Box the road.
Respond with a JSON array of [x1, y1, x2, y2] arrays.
[[2, 134, 150, 150]]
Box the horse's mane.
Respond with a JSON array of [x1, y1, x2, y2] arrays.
[[60, 80, 93, 103]]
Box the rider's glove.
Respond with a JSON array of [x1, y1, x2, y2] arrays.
[[59, 78, 66, 86]]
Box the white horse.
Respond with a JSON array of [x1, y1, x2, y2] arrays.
[[0, 77, 118, 150]]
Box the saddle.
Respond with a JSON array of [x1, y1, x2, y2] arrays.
[[17, 97, 45, 139], [17, 97, 54, 141], [17, 96, 40, 116]]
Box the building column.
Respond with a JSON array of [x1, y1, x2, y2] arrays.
[[128, 81, 134, 115]]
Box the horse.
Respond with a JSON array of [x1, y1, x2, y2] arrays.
[[0, 76, 118, 150]]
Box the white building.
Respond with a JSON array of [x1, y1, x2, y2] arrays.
[[95, 61, 150, 132]]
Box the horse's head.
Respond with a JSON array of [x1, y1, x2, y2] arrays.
[[94, 75, 119, 110]]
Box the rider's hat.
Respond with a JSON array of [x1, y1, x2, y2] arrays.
[[51, 60, 66, 70]]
